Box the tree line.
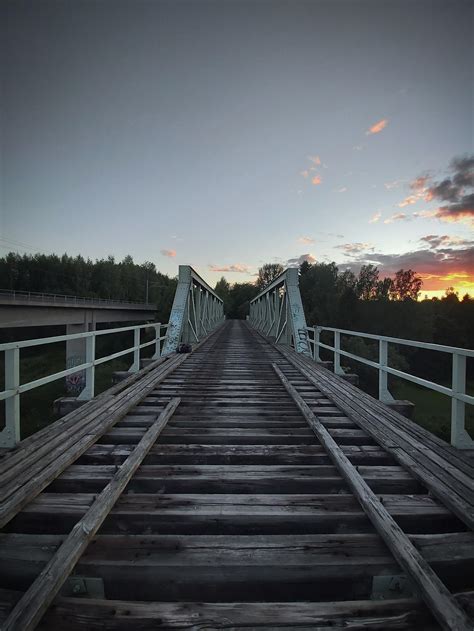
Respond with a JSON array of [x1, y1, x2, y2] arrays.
[[1, 252, 472, 352], [0, 252, 177, 323]]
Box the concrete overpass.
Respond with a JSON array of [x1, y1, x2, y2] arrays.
[[0, 290, 157, 378], [0, 290, 156, 328]]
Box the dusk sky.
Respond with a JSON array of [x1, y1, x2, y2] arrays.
[[2, 0, 473, 297]]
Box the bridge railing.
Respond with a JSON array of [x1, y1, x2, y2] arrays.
[[248, 268, 311, 356], [306, 325, 474, 449], [0, 322, 168, 448], [161, 266, 224, 355], [0, 289, 153, 308]]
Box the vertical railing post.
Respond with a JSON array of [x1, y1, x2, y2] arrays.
[[78, 333, 95, 400], [334, 331, 344, 374], [313, 326, 321, 362], [378, 339, 394, 403], [451, 353, 472, 448], [129, 327, 140, 373], [1, 348, 20, 447], [152, 323, 161, 359]]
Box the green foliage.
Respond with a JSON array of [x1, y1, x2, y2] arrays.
[[224, 282, 260, 319], [0, 252, 177, 323], [256, 263, 284, 290], [214, 277, 232, 315]]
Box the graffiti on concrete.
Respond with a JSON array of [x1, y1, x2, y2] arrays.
[[66, 355, 85, 395]]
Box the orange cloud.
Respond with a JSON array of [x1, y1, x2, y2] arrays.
[[398, 195, 418, 208], [208, 263, 252, 274], [308, 155, 321, 165], [311, 175, 322, 185], [369, 212, 381, 223], [300, 170, 309, 178], [366, 118, 388, 135], [337, 245, 474, 293], [383, 212, 408, 224], [298, 236, 315, 244], [160, 249, 176, 257]]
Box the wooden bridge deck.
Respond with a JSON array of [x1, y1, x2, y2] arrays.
[[0, 320, 473, 629]]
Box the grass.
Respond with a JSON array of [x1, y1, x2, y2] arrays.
[[391, 379, 474, 444]]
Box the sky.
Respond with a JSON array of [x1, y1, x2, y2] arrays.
[[2, 0, 473, 298]]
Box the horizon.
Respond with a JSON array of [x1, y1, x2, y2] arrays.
[[2, 0, 473, 298]]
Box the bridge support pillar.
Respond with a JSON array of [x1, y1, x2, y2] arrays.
[[65, 321, 96, 396]]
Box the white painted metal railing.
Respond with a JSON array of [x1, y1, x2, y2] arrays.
[[249, 268, 311, 356], [0, 322, 168, 448], [306, 326, 474, 449], [161, 266, 224, 355]]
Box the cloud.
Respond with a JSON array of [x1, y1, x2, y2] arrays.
[[160, 249, 176, 257], [434, 194, 474, 225], [383, 212, 409, 224], [384, 179, 405, 190], [337, 246, 474, 290], [308, 155, 321, 165], [409, 155, 474, 225], [335, 242, 374, 255], [298, 236, 315, 245], [311, 175, 322, 185], [366, 119, 388, 135], [287, 253, 316, 267], [208, 263, 252, 274], [410, 175, 431, 192], [336, 187, 347, 193], [398, 195, 419, 208], [419, 234, 474, 249], [300, 170, 309, 178], [369, 212, 381, 223]]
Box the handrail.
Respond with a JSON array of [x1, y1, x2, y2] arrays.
[[0, 289, 156, 308], [305, 325, 473, 449], [0, 322, 169, 448]]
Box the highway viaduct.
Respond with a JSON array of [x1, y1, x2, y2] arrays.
[[0, 290, 157, 368]]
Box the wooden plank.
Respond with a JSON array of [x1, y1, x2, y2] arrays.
[[1, 533, 472, 602], [2, 398, 181, 631], [50, 463, 422, 495], [0, 355, 180, 488], [272, 362, 472, 631], [3, 588, 474, 630], [280, 348, 474, 529], [0, 356, 187, 528], [77, 443, 395, 465], [10, 492, 459, 536]]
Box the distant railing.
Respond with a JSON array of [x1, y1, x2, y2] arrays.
[[0, 322, 168, 448], [0, 289, 155, 308], [306, 325, 474, 449]]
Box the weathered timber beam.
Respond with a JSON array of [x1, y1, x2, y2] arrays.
[[273, 362, 472, 631], [2, 397, 181, 631]]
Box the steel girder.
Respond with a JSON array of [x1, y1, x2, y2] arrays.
[[248, 268, 311, 356]]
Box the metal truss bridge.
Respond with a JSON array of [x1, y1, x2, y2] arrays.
[[0, 266, 473, 630]]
